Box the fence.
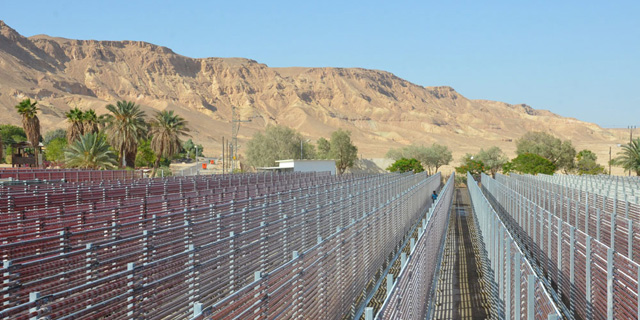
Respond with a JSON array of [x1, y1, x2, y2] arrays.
[[470, 173, 561, 319], [499, 173, 640, 265], [483, 173, 640, 320], [374, 173, 454, 320], [0, 169, 141, 183], [1, 172, 440, 319]]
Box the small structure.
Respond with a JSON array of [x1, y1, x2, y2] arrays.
[[257, 159, 336, 175], [11, 141, 42, 167]]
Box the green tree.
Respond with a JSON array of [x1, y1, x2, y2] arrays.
[[246, 125, 314, 167], [83, 109, 100, 134], [64, 133, 118, 169], [43, 129, 66, 145], [574, 149, 606, 175], [613, 138, 640, 175], [516, 131, 575, 173], [329, 129, 358, 174], [65, 107, 84, 143], [386, 144, 450, 175], [14, 98, 41, 165], [104, 101, 147, 168], [387, 158, 424, 173], [424, 143, 452, 174], [0, 124, 27, 163], [45, 137, 67, 164], [504, 153, 556, 175], [316, 137, 331, 159], [475, 146, 508, 178], [149, 110, 190, 177], [455, 155, 486, 181], [386, 145, 429, 163], [181, 139, 204, 160], [135, 139, 157, 168]]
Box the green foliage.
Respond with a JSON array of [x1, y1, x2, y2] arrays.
[[505, 153, 556, 175], [155, 166, 173, 177], [455, 156, 486, 179], [135, 139, 157, 168], [44, 129, 66, 145], [104, 101, 148, 168], [1, 124, 27, 145], [14, 99, 41, 155], [181, 139, 203, 159], [424, 144, 452, 174], [475, 146, 508, 177], [45, 137, 67, 163], [246, 125, 315, 167], [65, 107, 84, 143], [387, 158, 424, 173], [516, 131, 575, 173], [386, 143, 452, 174], [149, 110, 190, 176], [316, 137, 331, 159], [83, 109, 99, 134], [329, 129, 358, 174], [64, 133, 118, 169], [613, 138, 640, 175], [574, 149, 606, 175]]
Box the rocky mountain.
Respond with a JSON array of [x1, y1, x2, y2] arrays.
[[0, 21, 626, 166]]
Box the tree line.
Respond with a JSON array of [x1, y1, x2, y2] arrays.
[[2, 99, 193, 177], [455, 131, 640, 180]]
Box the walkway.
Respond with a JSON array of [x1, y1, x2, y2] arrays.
[[432, 188, 490, 319]]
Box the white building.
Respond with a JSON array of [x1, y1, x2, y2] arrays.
[[257, 159, 336, 175]]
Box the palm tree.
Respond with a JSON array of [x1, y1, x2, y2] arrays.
[[104, 101, 147, 168], [64, 133, 118, 169], [83, 109, 99, 134], [614, 138, 640, 175], [149, 110, 190, 177], [14, 98, 41, 166], [65, 107, 84, 143]]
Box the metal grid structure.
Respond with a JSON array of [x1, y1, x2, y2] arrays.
[[469, 173, 561, 320], [0, 169, 141, 183], [1, 171, 440, 319], [192, 173, 441, 319], [374, 173, 454, 320], [499, 173, 640, 264], [483, 173, 640, 320], [531, 174, 640, 205]]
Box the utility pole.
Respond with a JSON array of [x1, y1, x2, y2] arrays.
[[230, 106, 263, 173], [609, 146, 612, 176], [629, 126, 636, 176], [231, 106, 251, 173]]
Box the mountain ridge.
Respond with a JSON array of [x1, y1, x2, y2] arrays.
[[0, 21, 625, 165]]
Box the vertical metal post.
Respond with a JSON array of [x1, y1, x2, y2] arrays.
[[365, 307, 374, 320], [514, 251, 522, 317], [606, 248, 614, 320], [585, 236, 592, 320], [596, 209, 601, 241], [637, 265, 640, 320], [29, 292, 40, 320], [193, 302, 203, 317], [386, 274, 394, 298], [527, 275, 535, 320], [628, 220, 634, 261], [557, 216, 563, 297], [569, 227, 576, 314], [505, 236, 511, 320]]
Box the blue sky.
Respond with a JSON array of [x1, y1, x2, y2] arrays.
[[3, 1, 639, 128]]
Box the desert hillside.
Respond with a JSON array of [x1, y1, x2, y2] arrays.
[[0, 21, 627, 167]]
